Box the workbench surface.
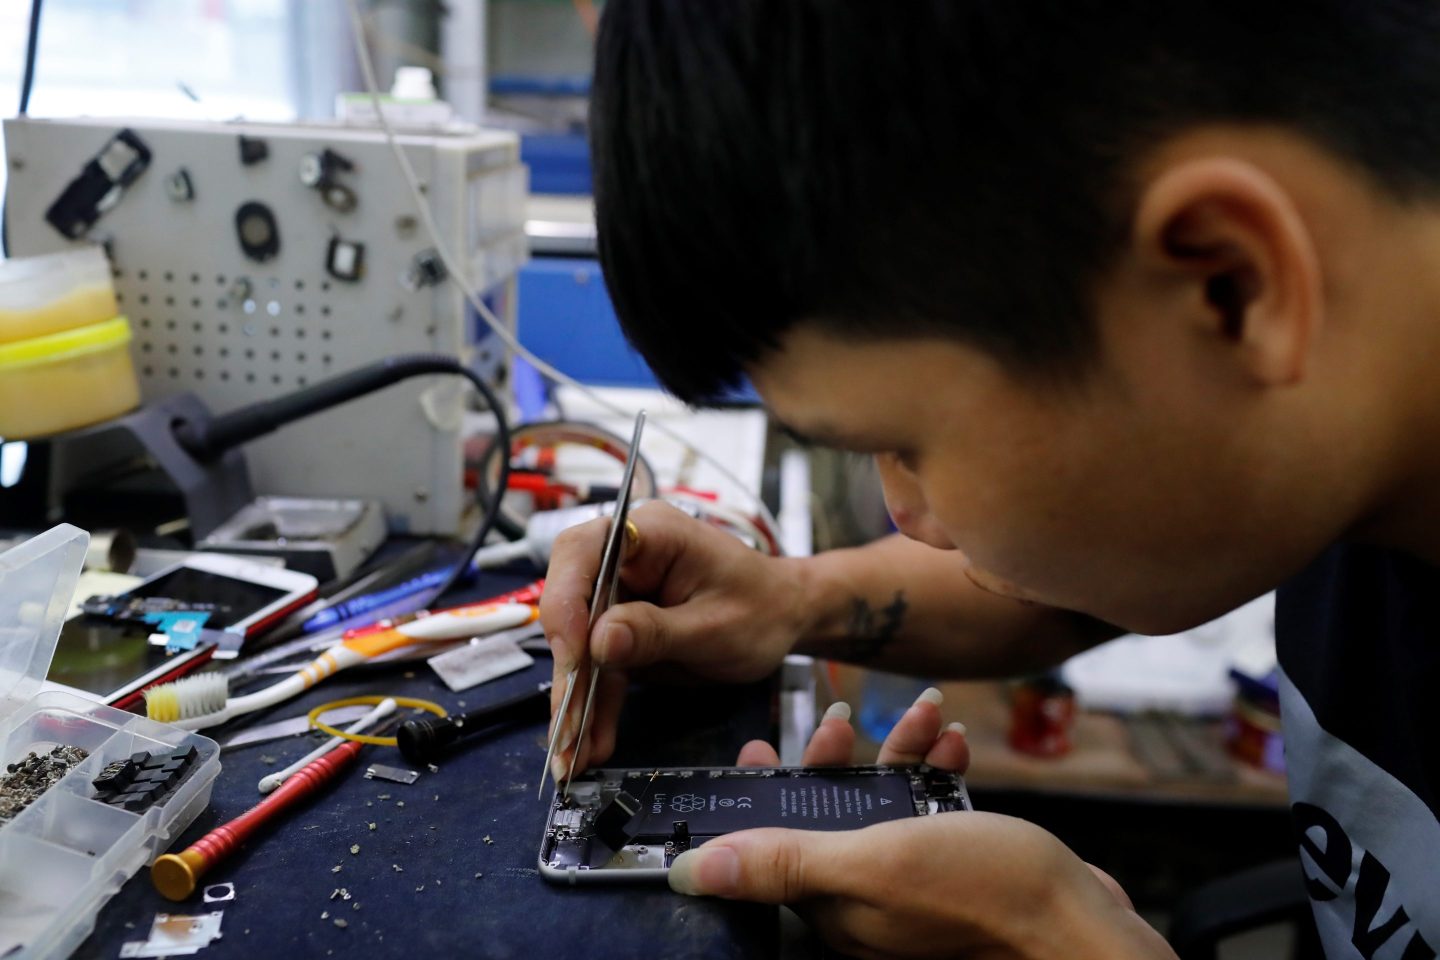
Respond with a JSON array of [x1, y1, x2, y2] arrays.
[[71, 572, 782, 960]]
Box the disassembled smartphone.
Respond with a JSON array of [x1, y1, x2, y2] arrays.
[[51, 555, 317, 705], [539, 764, 971, 885], [80, 553, 318, 638]]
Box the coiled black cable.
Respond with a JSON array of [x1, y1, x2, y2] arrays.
[[174, 354, 511, 600]]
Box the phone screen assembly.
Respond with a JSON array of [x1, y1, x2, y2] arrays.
[[47, 617, 215, 707], [539, 764, 971, 885], [80, 554, 318, 637], [51, 555, 318, 706]]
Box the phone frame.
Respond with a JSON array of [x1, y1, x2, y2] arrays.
[[538, 764, 970, 886]]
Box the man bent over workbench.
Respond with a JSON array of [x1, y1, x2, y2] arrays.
[[543, 3, 1440, 957]]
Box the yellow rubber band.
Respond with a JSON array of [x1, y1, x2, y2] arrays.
[[307, 695, 448, 746]]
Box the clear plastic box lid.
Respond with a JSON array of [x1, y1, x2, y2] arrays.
[[0, 525, 88, 712]]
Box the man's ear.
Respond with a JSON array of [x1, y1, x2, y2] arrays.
[[1132, 157, 1323, 386]]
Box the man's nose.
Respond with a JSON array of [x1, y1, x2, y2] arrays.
[[875, 455, 954, 550]]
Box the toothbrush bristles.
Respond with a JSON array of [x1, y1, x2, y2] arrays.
[[144, 673, 228, 723]]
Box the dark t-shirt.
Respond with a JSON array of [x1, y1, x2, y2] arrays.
[[1276, 545, 1440, 958]]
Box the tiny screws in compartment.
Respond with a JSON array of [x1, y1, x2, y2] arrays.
[[92, 745, 200, 813], [0, 745, 88, 824]]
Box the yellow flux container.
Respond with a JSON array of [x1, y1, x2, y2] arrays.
[[0, 317, 141, 440], [0, 247, 119, 344]]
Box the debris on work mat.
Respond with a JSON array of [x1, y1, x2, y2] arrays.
[[365, 764, 418, 785], [119, 911, 224, 958], [201, 883, 235, 904], [1, 745, 87, 823], [350, 844, 360, 855]]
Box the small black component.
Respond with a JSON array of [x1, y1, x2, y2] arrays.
[[91, 758, 139, 793], [235, 201, 280, 262], [326, 236, 365, 282], [592, 790, 642, 852], [664, 820, 692, 866], [238, 135, 269, 166], [401, 249, 447, 291], [97, 746, 200, 812], [298, 148, 354, 187], [299, 148, 358, 213], [44, 128, 152, 239], [165, 168, 195, 201], [121, 780, 164, 799]]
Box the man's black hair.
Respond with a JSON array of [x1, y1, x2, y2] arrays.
[[590, 1, 1440, 404]]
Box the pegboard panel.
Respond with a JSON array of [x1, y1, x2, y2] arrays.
[[123, 269, 342, 391], [2, 116, 527, 534]]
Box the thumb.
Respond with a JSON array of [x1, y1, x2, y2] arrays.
[[667, 829, 841, 903]]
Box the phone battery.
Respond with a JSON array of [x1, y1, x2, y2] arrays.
[[626, 772, 916, 837]]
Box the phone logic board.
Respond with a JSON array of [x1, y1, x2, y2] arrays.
[[539, 765, 970, 884]]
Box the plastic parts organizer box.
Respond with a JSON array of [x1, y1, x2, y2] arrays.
[[0, 248, 140, 439], [0, 526, 220, 959]]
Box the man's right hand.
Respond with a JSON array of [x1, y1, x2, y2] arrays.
[[540, 501, 808, 779]]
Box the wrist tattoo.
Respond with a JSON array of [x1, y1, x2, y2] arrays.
[[800, 590, 908, 662]]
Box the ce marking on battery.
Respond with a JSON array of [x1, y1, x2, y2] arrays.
[[725, 797, 753, 809]]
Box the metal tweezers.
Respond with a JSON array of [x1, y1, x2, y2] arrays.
[[539, 410, 647, 800]]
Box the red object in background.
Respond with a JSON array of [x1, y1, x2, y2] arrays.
[[1008, 675, 1077, 758], [1226, 698, 1286, 774], [505, 472, 574, 512]]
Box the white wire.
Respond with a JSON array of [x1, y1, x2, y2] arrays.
[[342, 1, 782, 542]]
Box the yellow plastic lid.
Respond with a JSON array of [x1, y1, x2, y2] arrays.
[[0, 316, 132, 371]]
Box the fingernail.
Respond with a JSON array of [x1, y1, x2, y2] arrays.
[[550, 754, 569, 784], [668, 846, 740, 897], [946, 721, 968, 736], [555, 723, 575, 754], [916, 687, 944, 707], [598, 622, 633, 664], [823, 701, 851, 722]]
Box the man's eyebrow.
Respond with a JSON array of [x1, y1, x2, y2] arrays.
[[776, 421, 819, 447], [775, 419, 874, 451]]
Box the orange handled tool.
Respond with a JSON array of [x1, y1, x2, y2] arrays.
[[152, 738, 364, 900]]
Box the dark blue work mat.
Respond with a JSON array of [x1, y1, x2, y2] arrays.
[[70, 576, 783, 959]]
